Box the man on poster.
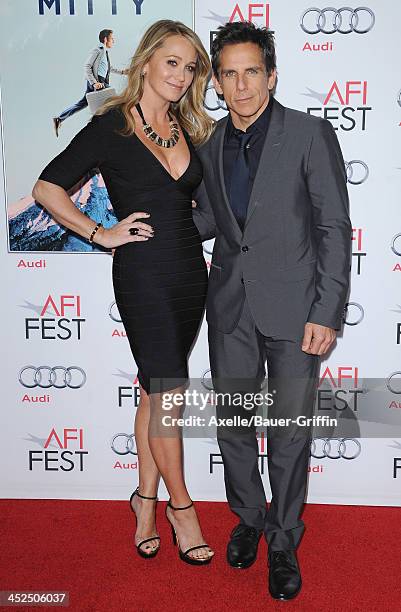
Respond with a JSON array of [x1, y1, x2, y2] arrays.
[[52, 28, 127, 136], [193, 21, 351, 600]]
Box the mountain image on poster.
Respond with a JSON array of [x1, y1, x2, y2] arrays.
[[8, 173, 117, 252]]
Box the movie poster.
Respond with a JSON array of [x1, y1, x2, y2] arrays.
[[0, 0, 193, 252]]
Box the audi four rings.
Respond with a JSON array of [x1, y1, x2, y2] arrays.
[[310, 438, 361, 459], [204, 84, 227, 112], [386, 372, 401, 395], [391, 233, 401, 256], [19, 366, 86, 389], [201, 369, 214, 391], [344, 160, 369, 185], [300, 7, 375, 34], [111, 433, 137, 455], [109, 301, 122, 323], [343, 302, 364, 326]]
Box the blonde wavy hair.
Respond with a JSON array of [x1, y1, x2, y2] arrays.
[[96, 20, 214, 146]]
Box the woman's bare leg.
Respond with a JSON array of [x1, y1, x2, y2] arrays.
[[148, 388, 214, 561], [130, 385, 161, 553]]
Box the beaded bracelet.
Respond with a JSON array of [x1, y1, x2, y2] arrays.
[[89, 222, 102, 243]]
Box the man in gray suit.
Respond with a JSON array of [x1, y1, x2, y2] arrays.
[[193, 22, 351, 600], [52, 29, 126, 137]]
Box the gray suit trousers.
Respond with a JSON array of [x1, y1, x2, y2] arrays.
[[208, 295, 320, 551]]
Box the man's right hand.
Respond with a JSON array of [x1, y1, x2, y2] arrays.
[[93, 82, 105, 90]]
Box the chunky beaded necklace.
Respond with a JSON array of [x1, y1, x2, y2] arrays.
[[135, 102, 180, 148]]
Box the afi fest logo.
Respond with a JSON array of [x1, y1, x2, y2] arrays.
[[28, 428, 88, 471], [317, 366, 362, 412], [389, 305, 401, 346], [227, 2, 270, 26], [210, 431, 269, 474], [113, 369, 141, 408], [390, 442, 401, 478], [206, 2, 271, 51], [352, 227, 366, 276], [204, 4, 270, 113], [22, 294, 85, 340], [304, 81, 372, 131]]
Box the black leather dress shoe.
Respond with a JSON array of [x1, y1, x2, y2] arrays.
[[227, 524, 262, 569], [268, 550, 302, 600]]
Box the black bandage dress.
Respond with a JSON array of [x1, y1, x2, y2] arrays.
[[39, 107, 208, 393]]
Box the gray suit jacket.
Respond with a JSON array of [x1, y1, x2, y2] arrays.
[[193, 98, 352, 339], [84, 46, 125, 85]]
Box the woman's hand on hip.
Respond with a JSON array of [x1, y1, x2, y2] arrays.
[[94, 212, 153, 249]]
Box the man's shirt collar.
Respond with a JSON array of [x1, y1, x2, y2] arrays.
[[226, 96, 273, 141]]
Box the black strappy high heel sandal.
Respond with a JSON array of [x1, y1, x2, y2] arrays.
[[129, 487, 160, 559], [165, 499, 213, 566]]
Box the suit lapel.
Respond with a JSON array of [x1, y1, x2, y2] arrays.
[[244, 99, 286, 228], [211, 116, 243, 241]]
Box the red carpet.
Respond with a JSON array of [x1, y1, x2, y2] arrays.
[[1, 500, 400, 611]]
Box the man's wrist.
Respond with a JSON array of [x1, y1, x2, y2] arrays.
[[306, 320, 336, 332]]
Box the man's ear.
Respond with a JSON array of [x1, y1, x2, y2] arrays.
[[268, 68, 277, 91], [212, 73, 223, 97]]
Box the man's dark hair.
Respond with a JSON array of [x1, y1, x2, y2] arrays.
[[211, 21, 276, 78], [99, 29, 113, 44]]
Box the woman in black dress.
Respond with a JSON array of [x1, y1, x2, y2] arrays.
[[33, 20, 215, 564]]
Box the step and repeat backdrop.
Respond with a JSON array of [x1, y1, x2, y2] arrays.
[[1, 0, 400, 504]]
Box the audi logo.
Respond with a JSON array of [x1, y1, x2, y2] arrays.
[[310, 438, 361, 459], [201, 369, 214, 391], [345, 160, 369, 185], [386, 372, 401, 395], [300, 7, 375, 34], [204, 84, 227, 112], [391, 233, 401, 256], [109, 301, 122, 323], [343, 302, 364, 326], [201, 369, 267, 392], [19, 366, 86, 389], [111, 433, 137, 455]]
